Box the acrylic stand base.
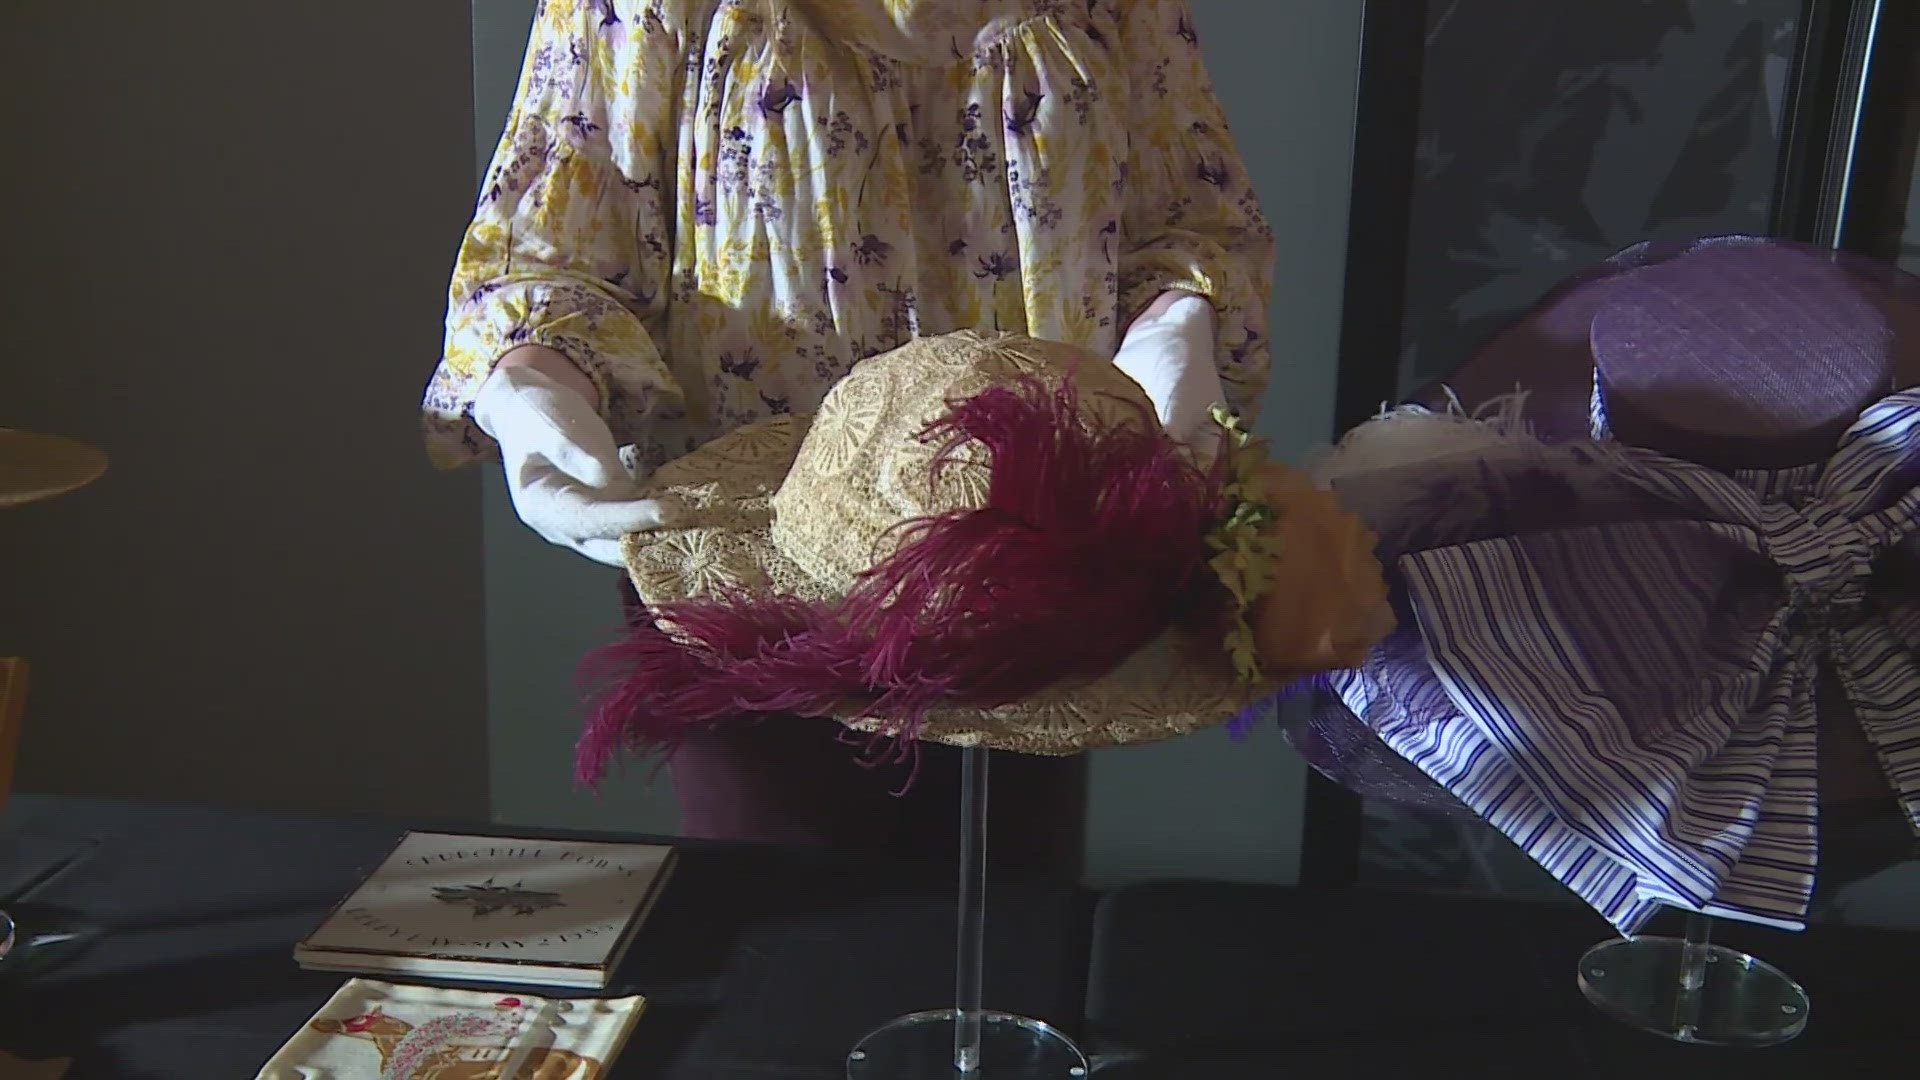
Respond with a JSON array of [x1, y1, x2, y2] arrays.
[[847, 1009, 1088, 1078], [845, 747, 1087, 1077], [0, 902, 97, 980], [1578, 932, 1809, 1047], [0, 837, 102, 981]]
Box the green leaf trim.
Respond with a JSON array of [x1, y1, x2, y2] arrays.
[[1205, 405, 1283, 685]]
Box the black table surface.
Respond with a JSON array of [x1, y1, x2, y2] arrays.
[[0, 794, 1091, 1079], [1084, 881, 1920, 1077], [7, 795, 1915, 1078]]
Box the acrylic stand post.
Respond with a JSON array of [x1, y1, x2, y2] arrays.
[[1576, 909, 1809, 1047], [846, 747, 1089, 1078]]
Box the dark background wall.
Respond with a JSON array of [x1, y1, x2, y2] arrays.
[[1397, 0, 1803, 391], [0, 1, 490, 816]]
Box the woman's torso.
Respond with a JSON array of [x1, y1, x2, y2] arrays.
[[633, 0, 1139, 465]]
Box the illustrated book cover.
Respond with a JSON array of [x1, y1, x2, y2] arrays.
[[294, 831, 675, 990], [256, 978, 645, 1079]]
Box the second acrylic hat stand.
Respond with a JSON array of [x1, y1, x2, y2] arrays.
[[1577, 718, 1913, 1044], [1577, 907, 1808, 1047], [845, 746, 1089, 1078]]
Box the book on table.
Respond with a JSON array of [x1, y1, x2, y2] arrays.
[[257, 979, 647, 1079], [294, 831, 676, 990]]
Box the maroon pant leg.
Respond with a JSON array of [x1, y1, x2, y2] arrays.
[[618, 578, 1087, 879]]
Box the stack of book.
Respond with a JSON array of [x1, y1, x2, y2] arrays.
[[259, 831, 677, 1078]]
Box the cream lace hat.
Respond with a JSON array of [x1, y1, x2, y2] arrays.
[[582, 331, 1266, 772]]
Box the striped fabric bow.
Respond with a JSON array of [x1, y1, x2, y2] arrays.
[[1338, 390, 1920, 934]]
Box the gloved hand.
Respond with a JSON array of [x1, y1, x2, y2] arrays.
[[1112, 292, 1226, 464], [472, 359, 678, 567]]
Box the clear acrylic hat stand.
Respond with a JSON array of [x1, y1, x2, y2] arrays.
[[1286, 650, 1813, 1046], [846, 746, 1089, 1078], [1576, 908, 1808, 1047], [1573, 662, 1874, 1046], [1576, 784, 1913, 1045]]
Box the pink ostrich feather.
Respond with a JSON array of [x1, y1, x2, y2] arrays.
[[575, 372, 1227, 788]]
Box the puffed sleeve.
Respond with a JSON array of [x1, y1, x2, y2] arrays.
[[423, 0, 686, 468], [1115, 0, 1276, 421]]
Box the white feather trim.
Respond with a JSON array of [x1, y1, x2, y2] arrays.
[[1305, 388, 1541, 487]]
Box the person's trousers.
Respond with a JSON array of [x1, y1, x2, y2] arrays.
[[617, 579, 1088, 879]]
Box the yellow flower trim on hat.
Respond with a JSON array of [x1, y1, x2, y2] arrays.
[[1205, 407, 1397, 687], [1205, 405, 1285, 684]]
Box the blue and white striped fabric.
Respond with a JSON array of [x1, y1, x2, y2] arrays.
[[1331, 390, 1920, 933]]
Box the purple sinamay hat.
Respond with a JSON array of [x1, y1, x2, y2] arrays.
[[1283, 236, 1920, 933]]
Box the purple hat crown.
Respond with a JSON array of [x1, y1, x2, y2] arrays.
[[1591, 236, 1916, 469], [1431, 235, 1920, 468]]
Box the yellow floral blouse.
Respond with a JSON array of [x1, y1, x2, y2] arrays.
[[425, 0, 1275, 471]]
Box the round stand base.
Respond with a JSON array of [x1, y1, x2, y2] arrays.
[[847, 1010, 1088, 1078], [1578, 936, 1809, 1046], [0, 903, 99, 980]]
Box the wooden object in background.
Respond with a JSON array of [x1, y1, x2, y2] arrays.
[[0, 659, 26, 813], [2, 428, 104, 806], [0, 431, 107, 509]]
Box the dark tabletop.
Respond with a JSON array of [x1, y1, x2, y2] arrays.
[[1083, 881, 1920, 1078], [0, 795, 1091, 1079], [5, 796, 1914, 1078]]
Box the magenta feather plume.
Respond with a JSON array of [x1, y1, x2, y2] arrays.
[[575, 372, 1226, 787]]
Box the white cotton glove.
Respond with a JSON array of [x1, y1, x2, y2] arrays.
[[1112, 292, 1227, 465], [471, 364, 678, 567]]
